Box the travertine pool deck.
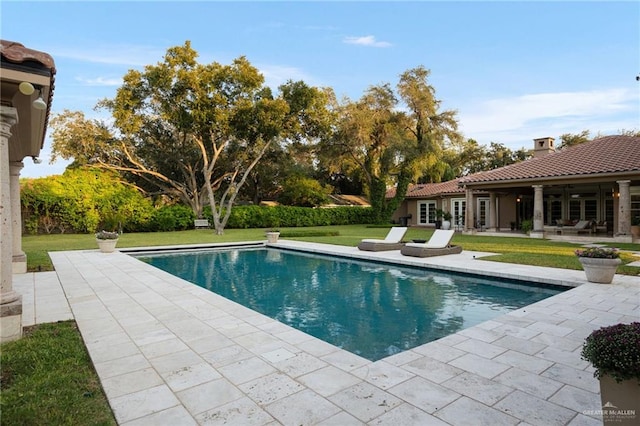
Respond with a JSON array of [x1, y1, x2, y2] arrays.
[[13, 241, 640, 425]]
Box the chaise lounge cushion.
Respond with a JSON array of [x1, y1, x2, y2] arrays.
[[358, 227, 408, 251], [400, 229, 462, 257], [561, 220, 592, 235]]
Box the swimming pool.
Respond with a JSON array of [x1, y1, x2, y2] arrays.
[[140, 247, 565, 361]]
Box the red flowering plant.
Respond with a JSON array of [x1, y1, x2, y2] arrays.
[[581, 322, 640, 383], [575, 247, 620, 259]]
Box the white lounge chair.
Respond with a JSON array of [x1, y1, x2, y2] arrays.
[[560, 220, 593, 235], [400, 229, 462, 257], [357, 226, 408, 251]]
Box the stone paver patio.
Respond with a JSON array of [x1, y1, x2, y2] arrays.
[[13, 240, 639, 425]]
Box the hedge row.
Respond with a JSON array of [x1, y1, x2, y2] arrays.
[[208, 205, 377, 229], [21, 169, 377, 234]]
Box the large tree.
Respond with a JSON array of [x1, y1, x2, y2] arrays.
[[51, 42, 331, 234], [322, 67, 462, 222]]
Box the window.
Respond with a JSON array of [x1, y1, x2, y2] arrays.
[[451, 199, 466, 227], [569, 193, 598, 221], [477, 198, 489, 227], [417, 201, 437, 225], [631, 186, 640, 224]]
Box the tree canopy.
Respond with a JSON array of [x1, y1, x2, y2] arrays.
[[320, 67, 463, 222], [51, 41, 333, 234]]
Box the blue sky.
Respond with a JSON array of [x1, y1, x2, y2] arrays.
[[3, 1, 639, 178]]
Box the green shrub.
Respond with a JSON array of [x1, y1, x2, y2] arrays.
[[148, 205, 195, 231], [224, 205, 376, 229], [521, 219, 533, 233], [21, 168, 154, 234], [277, 177, 332, 207]]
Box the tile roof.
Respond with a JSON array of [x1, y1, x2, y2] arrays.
[[0, 40, 56, 71], [387, 178, 465, 198], [459, 135, 640, 185]]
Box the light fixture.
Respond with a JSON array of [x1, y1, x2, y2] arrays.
[[31, 156, 42, 164], [19, 81, 35, 95], [32, 88, 47, 110]]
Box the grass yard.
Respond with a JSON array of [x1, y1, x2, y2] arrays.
[[22, 225, 640, 275], [0, 321, 116, 426]]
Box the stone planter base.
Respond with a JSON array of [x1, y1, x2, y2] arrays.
[[97, 238, 119, 253], [266, 232, 280, 243], [578, 257, 621, 284], [599, 375, 640, 425]]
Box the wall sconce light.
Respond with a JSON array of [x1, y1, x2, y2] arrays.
[[31, 156, 42, 164], [19, 81, 35, 96], [32, 87, 47, 110]]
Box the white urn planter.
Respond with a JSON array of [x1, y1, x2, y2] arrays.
[[578, 257, 621, 284], [266, 231, 280, 243], [96, 238, 119, 253], [441, 220, 451, 230]]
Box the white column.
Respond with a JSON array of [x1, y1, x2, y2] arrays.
[[531, 185, 545, 238], [10, 161, 26, 273], [465, 187, 475, 233], [616, 180, 631, 236], [488, 192, 497, 231], [0, 106, 22, 343]]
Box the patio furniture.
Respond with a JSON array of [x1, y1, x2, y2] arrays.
[[194, 219, 210, 229], [560, 220, 593, 235], [401, 229, 462, 257], [357, 227, 408, 251]]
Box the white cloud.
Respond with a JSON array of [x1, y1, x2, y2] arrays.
[[51, 44, 164, 67], [75, 76, 122, 86], [458, 88, 639, 149], [343, 35, 392, 48], [258, 64, 319, 89]]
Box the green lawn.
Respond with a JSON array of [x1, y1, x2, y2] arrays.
[[0, 321, 117, 426], [22, 225, 640, 275]]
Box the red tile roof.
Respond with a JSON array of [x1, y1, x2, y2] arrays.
[[387, 178, 465, 198], [459, 135, 640, 185], [0, 40, 56, 70]]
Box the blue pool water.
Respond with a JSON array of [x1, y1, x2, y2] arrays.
[[140, 248, 564, 361]]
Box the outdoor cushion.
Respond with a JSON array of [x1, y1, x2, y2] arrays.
[[358, 227, 408, 251], [401, 230, 461, 257], [403, 230, 455, 249]]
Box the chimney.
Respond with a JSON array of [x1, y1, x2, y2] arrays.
[[533, 137, 555, 158]]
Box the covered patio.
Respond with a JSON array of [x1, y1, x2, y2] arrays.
[[0, 40, 56, 342]]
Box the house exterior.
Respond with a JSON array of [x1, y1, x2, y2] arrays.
[[389, 178, 493, 230], [391, 135, 640, 242], [1, 40, 56, 342]]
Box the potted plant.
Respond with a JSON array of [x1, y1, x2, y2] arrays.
[[265, 218, 281, 243], [441, 211, 452, 230], [434, 209, 444, 229], [95, 230, 120, 253], [581, 322, 640, 425], [266, 229, 280, 243], [521, 219, 533, 234], [575, 247, 621, 284]]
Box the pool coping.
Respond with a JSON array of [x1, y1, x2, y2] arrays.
[[16, 241, 640, 425]]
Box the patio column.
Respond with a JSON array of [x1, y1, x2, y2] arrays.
[[488, 192, 497, 231], [465, 186, 475, 233], [0, 106, 22, 343], [530, 185, 545, 238], [616, 180, 631, 236], [11, 161, 26, 273]]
